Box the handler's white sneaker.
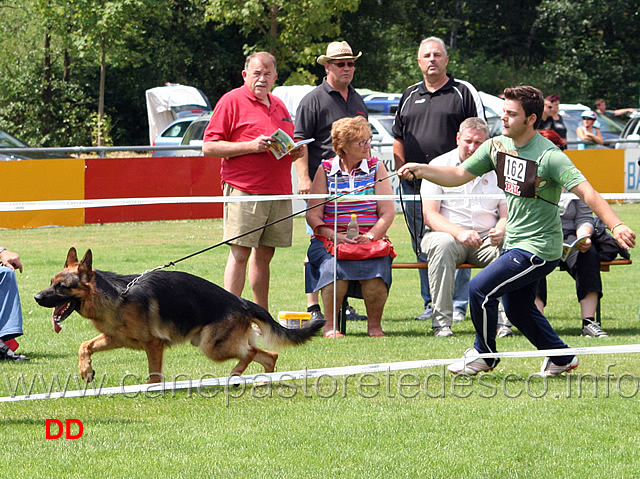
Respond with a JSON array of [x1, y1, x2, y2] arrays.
[[538, 356, 579, 376], [447, 348, 494, 376]]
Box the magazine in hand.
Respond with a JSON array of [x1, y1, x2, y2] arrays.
[[268, 129, 314, 159], [561, 235, 590, 261]]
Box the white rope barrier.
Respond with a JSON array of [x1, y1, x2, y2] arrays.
[[0, 193, 639, 212], [2, 344, 639, 402]]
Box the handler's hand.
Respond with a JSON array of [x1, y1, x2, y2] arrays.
[[397, 162, 425, 180]]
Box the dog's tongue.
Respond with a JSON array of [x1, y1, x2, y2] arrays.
[[52, 315, 62, 333], [52, 306, 64, 333]]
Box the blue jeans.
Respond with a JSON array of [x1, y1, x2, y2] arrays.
[[469, 249, 573, 368], [401, 180, 431, 308], [453, 268, 470, 314], [0, 267, 23, 340]]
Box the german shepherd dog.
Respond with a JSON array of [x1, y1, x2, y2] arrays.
[[35, 248, 324, 383]]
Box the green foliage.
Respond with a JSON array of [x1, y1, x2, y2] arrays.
[[204, 0, 360, 79], [0, 0, 639, 146], [534, 0, 640, 105], [89, 112, 113, 146]]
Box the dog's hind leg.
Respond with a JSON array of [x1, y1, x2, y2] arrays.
[[230, 346, 257, 376], [229, 346, 278, 376], [252, 347, 278, 373], [143, 338, 166, 383], [79, 333, 120, 382]]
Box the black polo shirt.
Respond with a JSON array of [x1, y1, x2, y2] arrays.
[[392, 74, 484, 165], [294, 78, 367, 179]]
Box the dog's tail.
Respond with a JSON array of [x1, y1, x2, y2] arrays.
[[251, 308, 325, 348]]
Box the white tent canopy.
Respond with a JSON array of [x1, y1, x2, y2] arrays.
[[145, 84, 210, 144]]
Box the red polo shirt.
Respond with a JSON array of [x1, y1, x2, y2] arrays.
[[203, 85, 294, 194]]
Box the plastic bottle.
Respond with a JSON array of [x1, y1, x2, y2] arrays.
[[346, 213, 359, 239]]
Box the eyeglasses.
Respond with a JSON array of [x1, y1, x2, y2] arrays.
[[355, 137, 373, 147], [330, 61, 355, 68]]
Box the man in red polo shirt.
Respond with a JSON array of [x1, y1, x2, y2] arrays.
[[203, 52, 304, 310]]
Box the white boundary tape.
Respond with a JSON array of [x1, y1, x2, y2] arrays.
[[2, 344, 640, 403], [1, 193, 639, 212]]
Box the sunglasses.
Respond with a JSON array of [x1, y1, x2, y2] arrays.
[[330, 61, 355, 68], [355, 137, 373, 147]]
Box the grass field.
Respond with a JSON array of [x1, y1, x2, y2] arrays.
[[2, 205, 640, 478]]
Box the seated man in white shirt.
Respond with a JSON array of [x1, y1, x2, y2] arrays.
[[420, 117, 507, 337]]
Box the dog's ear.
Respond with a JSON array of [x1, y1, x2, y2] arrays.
[[78, 249, 94, 283], [65, 247, 78, 268]]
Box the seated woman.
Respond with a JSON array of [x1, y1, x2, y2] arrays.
[[576, 110, 604, 149], [305, 116, 394, 338], [536, 197, 608, 337]]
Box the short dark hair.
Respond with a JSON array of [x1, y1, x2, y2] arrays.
[[545, 94, 561, 102], [504, 86, 544, 129]]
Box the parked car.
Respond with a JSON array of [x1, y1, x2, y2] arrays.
[[363, 93, 402, 114], [151, 111, 207, 157], [615, 111, 640, 149], [0, 129, 60, 160], [369, 114, 395, 153], [177, 112, 213, 156], [558, 104, 623, 149]]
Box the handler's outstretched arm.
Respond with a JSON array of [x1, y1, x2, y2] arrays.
[[571, 181, 636, 249], [397, 162, 477, 188]]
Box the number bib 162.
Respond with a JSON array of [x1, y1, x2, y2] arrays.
[[496, 151, 538, 198]]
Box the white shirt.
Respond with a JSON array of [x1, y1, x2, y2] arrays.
[[420, 147, 506, 235]]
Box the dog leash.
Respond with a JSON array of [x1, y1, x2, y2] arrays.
[[122, 171, 402, 295]]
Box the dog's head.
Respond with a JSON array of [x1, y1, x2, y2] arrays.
[[34, 247, 95, 333]]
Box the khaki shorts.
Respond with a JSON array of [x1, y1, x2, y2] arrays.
[[223, 183, 292, 248]]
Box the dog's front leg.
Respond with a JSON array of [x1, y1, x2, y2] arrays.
[[144, 338, 166, 384], [78, 333, 119, 382]]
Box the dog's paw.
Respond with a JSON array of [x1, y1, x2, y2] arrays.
[[79, 365, 95, 383]]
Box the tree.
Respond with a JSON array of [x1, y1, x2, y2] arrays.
[[204, 0, 360, 82], [66, 0, 161, 145], [534, 0, 640, 107]]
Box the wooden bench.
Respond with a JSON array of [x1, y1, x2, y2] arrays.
[[338, 258, 632, 334]]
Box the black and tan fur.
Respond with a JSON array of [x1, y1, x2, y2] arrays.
[[34, 248, 324, 383]]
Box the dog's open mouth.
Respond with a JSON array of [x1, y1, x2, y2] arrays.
[[52, 301, 78, 333]]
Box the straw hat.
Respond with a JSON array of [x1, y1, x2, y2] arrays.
[[317, 41, 362, 65]]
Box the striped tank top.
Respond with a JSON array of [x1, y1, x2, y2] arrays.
[[321, 156, 379, 233]]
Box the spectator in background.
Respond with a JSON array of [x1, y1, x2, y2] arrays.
[[576, 110, 604, 149], [535, 197, 609, 337], [595, 98, 637, 119], [202, 52, 304, 311], [540, 94, 567, 144], [0, 247, 29, 361], [392, 36, 484, 322], [294, 41, 368, 323]]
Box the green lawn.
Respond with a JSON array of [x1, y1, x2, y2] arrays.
[[2, 205, 640, 478]]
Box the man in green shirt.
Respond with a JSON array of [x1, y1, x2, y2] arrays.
[[398, 85, 636, 376]]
